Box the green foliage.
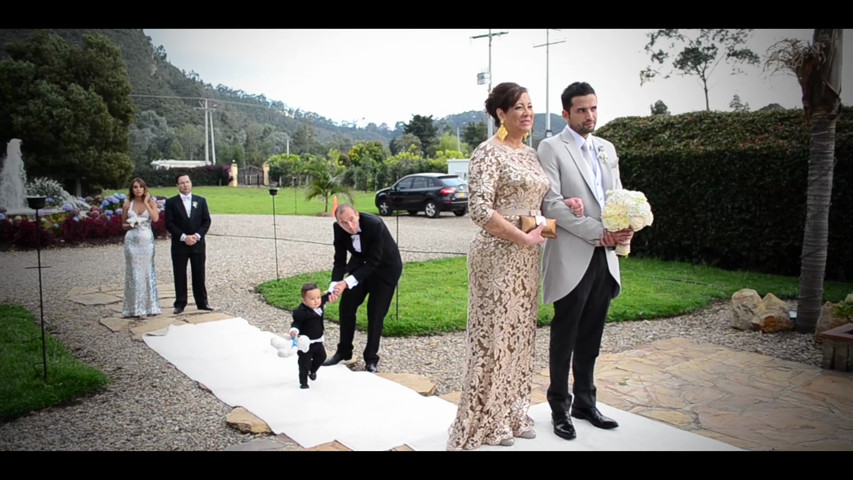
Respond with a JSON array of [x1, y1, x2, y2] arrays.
[[435, 133, 469, 157], [0, 30, 134, 195], [305, 170, 353, 214], [462, 120, 487, 148], [729, 94, 750, 112], [832, 298, 853, 321], [404, 114, 438, 157], [596, 107, 853, 281], [25, 177, 66, 199], [132, 165, 231, 188], [650, 100, 670, 115], [0, 303, 111, 420], [389, 133, 423, 156], [258, 256, 853, 336]]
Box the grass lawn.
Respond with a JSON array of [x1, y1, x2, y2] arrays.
[[0, 304, 111, 421], [258, 255, 853, 337], [147, 186, 379, 217]]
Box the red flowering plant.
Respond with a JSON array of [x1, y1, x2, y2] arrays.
[[0, 191, 167, 250]]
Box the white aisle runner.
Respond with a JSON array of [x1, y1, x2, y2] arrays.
[[143, 317, 740, 452]]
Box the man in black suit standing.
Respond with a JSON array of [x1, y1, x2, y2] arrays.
[[323, 203, 402, 373], [164, 174, 213, 314]]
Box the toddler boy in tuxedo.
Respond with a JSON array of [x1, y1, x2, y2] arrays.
[[289, 283, 334, 389]]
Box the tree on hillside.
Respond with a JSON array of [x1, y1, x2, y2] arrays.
[[729, 94, 750, 112], [650, 100, 670, 115], [404, 115, 438, 156], [436, 132, 469, 157], [640, 29, 760, 111], [175, 123, 204, 160], [462, 121, 487, 149], [292, 121, 318, 156], [389, 133, 423, 156], [128, 110, 173, 167], [766, 29, 843, 333], [0, 30, 135, 195]]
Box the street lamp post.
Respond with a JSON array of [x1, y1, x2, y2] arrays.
[[268, 185, 280, 281], [26, 195, 48, 382]]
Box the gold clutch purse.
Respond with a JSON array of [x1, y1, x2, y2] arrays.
[[520, 215, 557, 239]]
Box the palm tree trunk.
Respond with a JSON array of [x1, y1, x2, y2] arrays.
[[796, 114, 835, 332], [795, 29, 843, 333]]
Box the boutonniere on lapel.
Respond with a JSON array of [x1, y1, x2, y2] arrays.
[[596, 145, 613, 167], [192, 201, 198, 209]]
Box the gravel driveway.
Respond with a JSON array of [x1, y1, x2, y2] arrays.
[[0, 213, 823, 451]]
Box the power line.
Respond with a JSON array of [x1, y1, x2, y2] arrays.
[[130, 94, 291, 111]]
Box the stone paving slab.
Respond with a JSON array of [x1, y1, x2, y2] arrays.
[[70, 292, 122, 305], [130, 317, 188, 340], [583, 337, 853, 451]]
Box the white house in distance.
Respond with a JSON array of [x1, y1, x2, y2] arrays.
[[446, 158, 469, 181], [150, 159, 210, 170]]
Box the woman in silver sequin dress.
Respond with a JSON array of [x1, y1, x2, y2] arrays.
[[121, 177, 162, 318]]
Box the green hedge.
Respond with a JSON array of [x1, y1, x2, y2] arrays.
[[597, 107, 852, 281], [130, 164, 232, 188]]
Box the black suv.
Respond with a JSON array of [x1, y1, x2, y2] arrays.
[[375, 173, 469, 218]]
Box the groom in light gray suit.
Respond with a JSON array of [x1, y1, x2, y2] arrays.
[[537, 81, 634, 441]]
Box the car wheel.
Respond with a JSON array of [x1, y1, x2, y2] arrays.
[[454, 207, 467, 217], [424, 200, 440, 218], [378, 199, 392, 216], [407, 210, 419, 216]]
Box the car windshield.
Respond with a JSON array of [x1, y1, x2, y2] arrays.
[[439, 176, 464, 186]]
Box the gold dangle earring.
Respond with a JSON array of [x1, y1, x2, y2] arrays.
[[496, 121, 508, 141]]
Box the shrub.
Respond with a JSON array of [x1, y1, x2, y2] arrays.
[[0, 193, 167, 249], [25, 177, 66, 199]]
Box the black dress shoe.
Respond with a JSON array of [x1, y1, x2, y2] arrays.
[[571, 407, 619, 429], [552, 415, 576, 440], [308, 371, 317, 381], [323, 352, 351, 366], [365, 362, 378, 373], [198, 304, 215, 311], [173, 307, 184, 314]]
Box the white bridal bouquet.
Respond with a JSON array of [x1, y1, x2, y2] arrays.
[[127, 216, 148, 228], [602, 189, 654, 257]]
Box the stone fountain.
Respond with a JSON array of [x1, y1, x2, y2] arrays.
[[0, 138, 89, 216]]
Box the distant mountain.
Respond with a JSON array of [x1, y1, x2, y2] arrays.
[[0, 29, 565, 152], [440, 110, 567, 141]]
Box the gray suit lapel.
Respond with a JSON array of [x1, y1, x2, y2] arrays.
[[590, 135, 615, 192], [560, 129, 598, 200]]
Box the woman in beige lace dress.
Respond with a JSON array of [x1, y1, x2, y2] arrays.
[[446, 82, 583, 450]]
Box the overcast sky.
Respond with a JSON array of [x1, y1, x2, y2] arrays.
[[144, 29, 853, 130]]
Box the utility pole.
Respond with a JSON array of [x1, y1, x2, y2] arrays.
[[472, 29, 509, 138], [533, 29, 565, 138], [195, 99, 218, 165]]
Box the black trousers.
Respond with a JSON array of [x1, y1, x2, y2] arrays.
[[336, 275, 397, 364], [547, 247, 617, 415], [171, 246, 208, 309], [297, 342, 327, 385]]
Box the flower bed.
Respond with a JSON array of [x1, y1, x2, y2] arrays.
[[0, 192, 168, 249]]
